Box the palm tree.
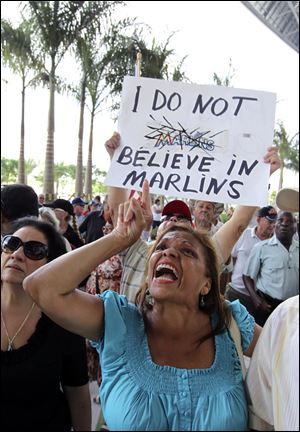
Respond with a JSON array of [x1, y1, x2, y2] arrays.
[[213, 58, 236, 87], [72, 37, 90, 197], [84, 51, 107, 199], [81, 28, 188, 198], [1, 18, 43, 184], [273, 121, 299, 190], [25, 1, 123, 200], [105, 31, 188, 112]]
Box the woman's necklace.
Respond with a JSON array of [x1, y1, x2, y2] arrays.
[[1, 302, 36, 351]]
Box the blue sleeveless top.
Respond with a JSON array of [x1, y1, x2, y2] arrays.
[[94, 291, 254, 431]]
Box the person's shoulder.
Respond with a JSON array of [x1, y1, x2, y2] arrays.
[[271, 295, 299, 319]]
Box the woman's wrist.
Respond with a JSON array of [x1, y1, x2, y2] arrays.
[[108, 230, 136, 251]]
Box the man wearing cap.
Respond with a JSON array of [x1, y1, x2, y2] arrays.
[[104, 132, 282, 303], [45, 198, 84, 249], [243, 209, 298, 326], [72, 197, 86, 227], [225, 205, 278, 315]]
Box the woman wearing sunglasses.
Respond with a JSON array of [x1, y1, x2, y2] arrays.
[[1, 218, 91, 431]]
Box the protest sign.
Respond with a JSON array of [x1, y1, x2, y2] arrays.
[[105, 76, 276, 206]]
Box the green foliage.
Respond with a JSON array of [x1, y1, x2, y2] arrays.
[[24, 1, 124, 72], [1, 17, 45, 85], [1, 157, 18, 183], [22, 1, 126, 195], [268, 190, 277, 206], [104, 30, 188, 111], [1, 157, 37, 184], [273, 121, 299, 189], [219, 211, 229, 224], [213, 58, 236, 87], [274, 121, 299, 172], [91, 168, 107, 194]]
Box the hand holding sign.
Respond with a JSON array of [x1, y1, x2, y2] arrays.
[[263, 146, 281, 175], [105, 132, 120, 160]]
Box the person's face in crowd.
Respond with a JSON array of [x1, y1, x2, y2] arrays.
[[73, 204, 84, 216], [1, 226, 48, 285], [256, 216, 276, 238], [102, 222, 113, 236], [275, 211, 296, 241], [54, 208, 68, 222], [38, 194, 45, 204], [158, 214, 192, 234], [147, 230, 211, 307], [193, 201, 215, 225]]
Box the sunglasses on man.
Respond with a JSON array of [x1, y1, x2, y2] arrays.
[[1, 235, 48, 261]]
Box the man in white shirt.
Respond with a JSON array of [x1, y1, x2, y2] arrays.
[[225, 206, 277, 314], [246, 187, 299, 431], [243, 211, 298, 326], [246, 295, 299, 431]]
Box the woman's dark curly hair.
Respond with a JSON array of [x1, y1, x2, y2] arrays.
[[10, 217, 67, 262], [135, 224, 231, 344]]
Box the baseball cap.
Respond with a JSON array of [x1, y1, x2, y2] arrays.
[[257, 205, 277, 221], [162, 200, 192, 223], [276, 188, 299, 213], [71, 197, 86, 206], [45, 199, 74, 216]]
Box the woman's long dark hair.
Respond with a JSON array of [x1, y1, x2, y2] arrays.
[[11, 217, 67, 262], [135, 224, 231, 344]]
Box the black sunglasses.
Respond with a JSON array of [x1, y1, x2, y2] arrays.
[[160, 214, 190, 223], [1, 235, 48, 260]]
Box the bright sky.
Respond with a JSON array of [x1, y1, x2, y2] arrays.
[[1, 1, 299, 191]]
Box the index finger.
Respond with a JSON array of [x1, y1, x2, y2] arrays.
[[141, 179, 150, 205]]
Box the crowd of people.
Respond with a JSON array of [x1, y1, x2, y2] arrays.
[[1, 132, 299, 431]]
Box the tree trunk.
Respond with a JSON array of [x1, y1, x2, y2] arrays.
[[18, 77, 26, 184], [75, 75, 86, 196], [43, 60, 56, 201], [278, 165, 284, 191], [84, 112, 94, 199]]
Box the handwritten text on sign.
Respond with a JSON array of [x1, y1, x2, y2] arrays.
[[105, 77, 276, 206]]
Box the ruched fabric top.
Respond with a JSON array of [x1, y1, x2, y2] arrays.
[[95, 291, 254, 431]]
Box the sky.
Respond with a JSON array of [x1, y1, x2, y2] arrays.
[[1, 1, 299, 192]]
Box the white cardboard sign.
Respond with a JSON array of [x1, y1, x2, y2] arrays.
[[105, 76, 276, 206]]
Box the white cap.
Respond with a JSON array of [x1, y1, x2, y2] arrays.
[[276, 188, 299, 212]]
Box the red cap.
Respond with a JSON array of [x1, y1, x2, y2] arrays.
[[162, 200, 192, 222]]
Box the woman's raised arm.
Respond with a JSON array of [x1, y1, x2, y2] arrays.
[[24, 198, 145, 340]]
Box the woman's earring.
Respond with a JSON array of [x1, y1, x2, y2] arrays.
[[145, 289, 154, 306], [199, 294, 205, 309]]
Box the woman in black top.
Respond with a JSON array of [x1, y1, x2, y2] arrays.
[[1, 218, 90, 431]]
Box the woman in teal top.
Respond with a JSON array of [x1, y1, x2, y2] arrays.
[[24, 198, 261, 431], [98, 291, 254, 431]]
